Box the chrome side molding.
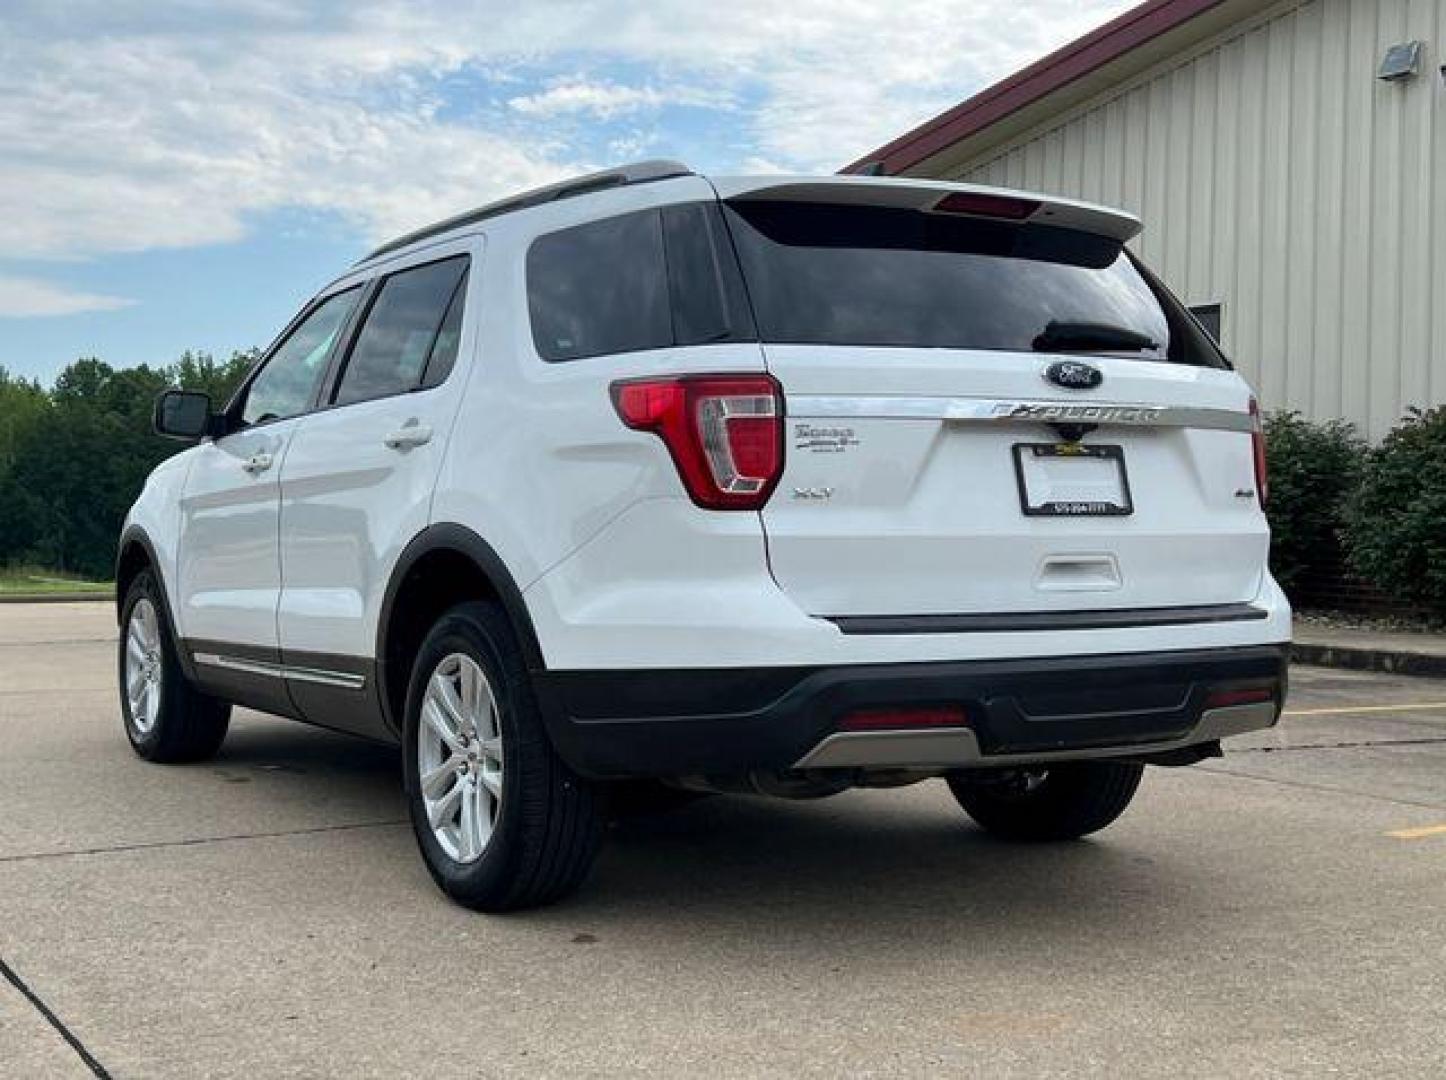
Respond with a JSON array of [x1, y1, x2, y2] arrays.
[[192, 652, 367, 691]]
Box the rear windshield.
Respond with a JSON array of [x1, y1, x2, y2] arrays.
[[723, 201, 1225, 367]]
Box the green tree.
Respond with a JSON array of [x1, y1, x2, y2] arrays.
[[0, 349, 259, 578], [0, 367, 52, 560], [1262, 411, 1365, 593], [1344, 407, 1446, 614], [172, 348, 258, 405]]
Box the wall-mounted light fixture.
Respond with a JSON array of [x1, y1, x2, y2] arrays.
[[1378, 41, 1424, 81]]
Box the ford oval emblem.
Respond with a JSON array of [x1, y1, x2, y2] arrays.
[[1045, 361, 1104, 391]]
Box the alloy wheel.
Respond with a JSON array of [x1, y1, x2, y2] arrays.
[[417, 652, 504, 864], [124, 598, 164, 735]]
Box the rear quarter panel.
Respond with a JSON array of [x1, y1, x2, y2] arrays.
[[429, 178, 770, 600]]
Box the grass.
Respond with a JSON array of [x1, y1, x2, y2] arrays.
[[0, 566, 113, 596]]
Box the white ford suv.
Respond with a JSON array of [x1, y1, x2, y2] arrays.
[[119, 161, 1290, 910]]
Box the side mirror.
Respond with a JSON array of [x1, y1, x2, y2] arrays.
[[153, 390, 216, 440]]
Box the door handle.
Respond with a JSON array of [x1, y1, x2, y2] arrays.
[[384, 423, 433, 450], [242, 452, 274, 475]]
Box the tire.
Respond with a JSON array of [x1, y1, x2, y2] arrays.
[[403, 601, 601, 912], [946, 761, 1144, 842], [118, 569, 231, 763]]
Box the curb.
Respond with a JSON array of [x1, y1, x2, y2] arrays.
[[0, 592, 113, 604], [1291, 641, 1446, 680]]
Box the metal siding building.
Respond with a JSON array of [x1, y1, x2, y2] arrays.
[[850, 0, 1446, 439]]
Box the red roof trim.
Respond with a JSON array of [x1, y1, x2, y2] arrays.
[[842, 0, 1228, 175]]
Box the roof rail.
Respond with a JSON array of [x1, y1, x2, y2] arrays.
[[358, 159, 693, 264]]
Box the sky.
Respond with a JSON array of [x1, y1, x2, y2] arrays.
[[0, 0, 1135, 383]]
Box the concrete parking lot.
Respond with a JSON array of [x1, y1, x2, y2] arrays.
[[2, 603, 1444, 1078]]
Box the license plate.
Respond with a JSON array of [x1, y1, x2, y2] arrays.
[[1012, 444, 1133, 517]]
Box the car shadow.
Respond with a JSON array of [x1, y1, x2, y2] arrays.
[[576, 790, 1203, 931], [211, 717, 1216, 948], [218, 716, 402, 777]]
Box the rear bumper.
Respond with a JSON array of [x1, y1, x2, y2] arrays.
[[533, 644, 1289, 779]]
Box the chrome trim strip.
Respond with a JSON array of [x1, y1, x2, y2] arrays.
[[192, 652, 366, 690], [193, 652, 280, 679], [787, 396, 1253, 433], [283, 665, 369, 690], [791, 701, 1278, 770]]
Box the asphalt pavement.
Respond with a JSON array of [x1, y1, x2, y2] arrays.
[[2, 603, 1444, 1078]]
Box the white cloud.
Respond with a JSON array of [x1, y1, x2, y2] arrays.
[[0, 276, 134, 318], [0, 0, 1135, 262], [510, 81, 665, 119], [509, 77, 734, 119]]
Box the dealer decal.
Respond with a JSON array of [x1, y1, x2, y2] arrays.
[[795, 423, 858, 453]]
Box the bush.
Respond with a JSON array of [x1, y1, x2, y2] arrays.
[[1263, 411, 1365, 593], [1344, 407, 1446, 613]]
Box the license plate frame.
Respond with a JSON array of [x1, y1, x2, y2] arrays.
[[1012, 443, 1134, 517]]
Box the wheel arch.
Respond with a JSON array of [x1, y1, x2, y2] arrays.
[[116, 528, 157, 621], [115, 525, 199, 682], [375, 524, 545, 735]]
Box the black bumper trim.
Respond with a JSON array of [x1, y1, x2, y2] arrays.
[[829, 603, 1268, 635], [533, 644, 1289, 780]]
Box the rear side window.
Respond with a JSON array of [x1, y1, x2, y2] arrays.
[[528, 212, 670, 362], [722, 202, 1226, 368], [333, 256, 469, 406], [527, 204, 753, 362], [421, 278, 467, 389]]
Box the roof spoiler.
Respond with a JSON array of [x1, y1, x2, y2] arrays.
[[710, 175, 1142, 244], [360, 159, 693, 264]]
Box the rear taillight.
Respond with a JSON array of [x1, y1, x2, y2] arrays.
[[1249, 397, 1269, 508], [612, 374, 784, 510]]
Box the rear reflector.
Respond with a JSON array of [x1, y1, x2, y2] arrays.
[[612, 374, 784, 510], [1203, 687, 1274, 710], [839, 705, 969, 731], [931, 192, 1041, 220]]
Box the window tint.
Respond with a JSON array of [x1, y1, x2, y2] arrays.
[[661, 203, 755, 347], [527, 205, 754, 362], [334, 257, 469, 406], [421, 274, 467, 389], [242, 287, 360, 427], [527, 211, 671, 361], [722, 202, 1225, 368]]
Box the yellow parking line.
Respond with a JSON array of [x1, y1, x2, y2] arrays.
[[1283, 703, 1446, 717], [1386, 824, 1446, 841]]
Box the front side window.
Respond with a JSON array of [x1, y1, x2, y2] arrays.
[[241, 287, 360, 427], [333, 256, 469, 406], [722, 201, 1226, 367]]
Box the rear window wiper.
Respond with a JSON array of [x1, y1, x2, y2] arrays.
[[1032, 320, 1158, 354]]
